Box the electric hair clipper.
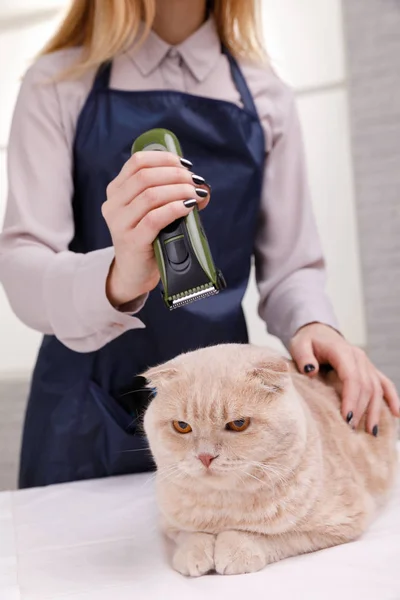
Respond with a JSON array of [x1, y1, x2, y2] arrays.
[[131, 129, 226, 309]]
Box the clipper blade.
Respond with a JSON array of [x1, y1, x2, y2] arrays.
[[170, 284, 218, 309]]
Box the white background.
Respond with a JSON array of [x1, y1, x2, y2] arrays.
[[0, 0, 366, 376]]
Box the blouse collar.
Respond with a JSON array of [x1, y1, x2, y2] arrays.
[[126, 17, 221, 83]]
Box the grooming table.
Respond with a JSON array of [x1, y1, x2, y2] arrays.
[[2, 447, 400, 600]]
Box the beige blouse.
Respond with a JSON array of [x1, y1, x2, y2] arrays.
[[0, 18, 337, 351]]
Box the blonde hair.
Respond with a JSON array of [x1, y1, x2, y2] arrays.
[[41, 0, 265, 78]]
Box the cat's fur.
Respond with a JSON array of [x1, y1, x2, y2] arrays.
[[143, 344, 398, 577]]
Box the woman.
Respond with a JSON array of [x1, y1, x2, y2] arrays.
[[0, 0, 398, 488]]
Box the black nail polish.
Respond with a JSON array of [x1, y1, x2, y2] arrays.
[[192, 174, 206, 185], [304, 364, 315, 374], [346, 411, 353, 424], [183, 198, 197, 208], [180, 158, 193, 169], [195, 187, 208, 198], [372, 425, 378, 437]]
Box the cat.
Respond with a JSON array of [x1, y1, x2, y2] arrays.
[[143, 343, 398, 577]]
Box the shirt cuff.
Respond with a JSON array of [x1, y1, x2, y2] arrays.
[[44, 247, 148, 350], [263, 296, 340, 350], [74, 247, 148, 328], [284, 302, 340, 348]]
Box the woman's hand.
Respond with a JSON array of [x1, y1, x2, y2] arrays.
[[102, 151, 210, 306], [289, 323, 400, 435]]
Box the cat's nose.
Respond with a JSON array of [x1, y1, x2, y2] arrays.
[[197, 453, 218, 468]]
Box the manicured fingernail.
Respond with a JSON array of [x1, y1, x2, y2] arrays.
[[180, 158, 193, 168], [346, 411, 353, 424], [304, 364, 315, 374], [183, 198, 197, 208], [195, 187, 208, 198], [372, 425, 378, 437], [192, 174, 205, 185]]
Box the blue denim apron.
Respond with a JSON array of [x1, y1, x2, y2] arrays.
[[19, 50, 265, 488]]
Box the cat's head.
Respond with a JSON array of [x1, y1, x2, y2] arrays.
[[143, 344, 307, 490]]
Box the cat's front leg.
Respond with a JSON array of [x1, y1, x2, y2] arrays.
[[172, 532, 216, 577], [215, 527, 360, 576], [214, 530, 269, 575]]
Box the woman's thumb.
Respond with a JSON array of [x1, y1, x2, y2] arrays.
[[289, 337, 319, 377]]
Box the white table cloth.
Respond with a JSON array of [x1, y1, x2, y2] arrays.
[[1, 448, 400, 600]]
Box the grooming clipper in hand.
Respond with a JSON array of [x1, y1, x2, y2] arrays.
[[131, 128, 226, 309]]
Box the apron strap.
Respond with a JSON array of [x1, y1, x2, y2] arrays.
[[92, 61, 112, 92], [222, 47, 258, 116]]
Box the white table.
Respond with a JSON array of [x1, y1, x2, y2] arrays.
[[1, 449, 400, 600]]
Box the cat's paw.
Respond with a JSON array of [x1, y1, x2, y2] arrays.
[[172, 533, 215, 577], [214, 531, 267, 575]]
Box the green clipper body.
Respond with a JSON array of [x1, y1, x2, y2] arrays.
[[131, 129, 226, 309]]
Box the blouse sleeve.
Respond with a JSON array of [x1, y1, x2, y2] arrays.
[[0, 57, 147, 353], [254, 76, 339, 348]]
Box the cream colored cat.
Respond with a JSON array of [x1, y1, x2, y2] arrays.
[[143, 344, 398, 577]]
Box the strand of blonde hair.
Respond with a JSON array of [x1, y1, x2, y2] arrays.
[[41, 0, 265, 79]]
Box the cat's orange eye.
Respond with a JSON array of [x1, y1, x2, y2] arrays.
[[173, 420, 192, 434], [226, 418, 251, 432]]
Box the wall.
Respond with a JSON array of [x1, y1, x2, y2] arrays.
[[342, 0, 400, 389], [0, 0, 366, 377]]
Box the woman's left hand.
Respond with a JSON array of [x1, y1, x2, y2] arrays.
[[289, 323, 400, 435]]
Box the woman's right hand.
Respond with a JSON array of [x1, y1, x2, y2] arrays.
[[102, 151, 210, 307]]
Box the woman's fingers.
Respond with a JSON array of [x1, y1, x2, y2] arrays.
[[110, 151, 185, 189], [117, 166, 208, 207], [120, 166, 192, 204], [104, 162, 210, 225], [123, 183, 201, 229], [288, 324, 399, 435], [377, 370, 400, 417], [340, 374, 360, 427], [135, 200, 197, 245], [327, 346, 378, 433], [289, 335, 319, 376], [196, 182, 211, 211], [366, 376, 383, 436], [351, 350, 374, 429], [326, 348, 359, 425]]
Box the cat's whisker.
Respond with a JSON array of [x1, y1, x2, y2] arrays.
[[226, 448, 291, 477], [249, 460, 294, 485], [142, 464, 179, 488], [234, 472, 246, 486], [156, 464, 180, 476], [249, 459, 294, 475], [119, 447, 151, 454], [258, 470, 288, 488], [255, 464, 285, 479], [241, 470, 266, 486], [247, 462, 282, 493], [156, 465, 182, 485], [242, 468, 278, 496], [265, 466, 293, 484], [157, 470, 183, 487], [141, 473, 157, 488], [265, 462, 295, 477]]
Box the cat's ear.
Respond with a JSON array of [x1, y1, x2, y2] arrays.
[[248, 358, 289, 393], [143, 364, 179, 386]]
